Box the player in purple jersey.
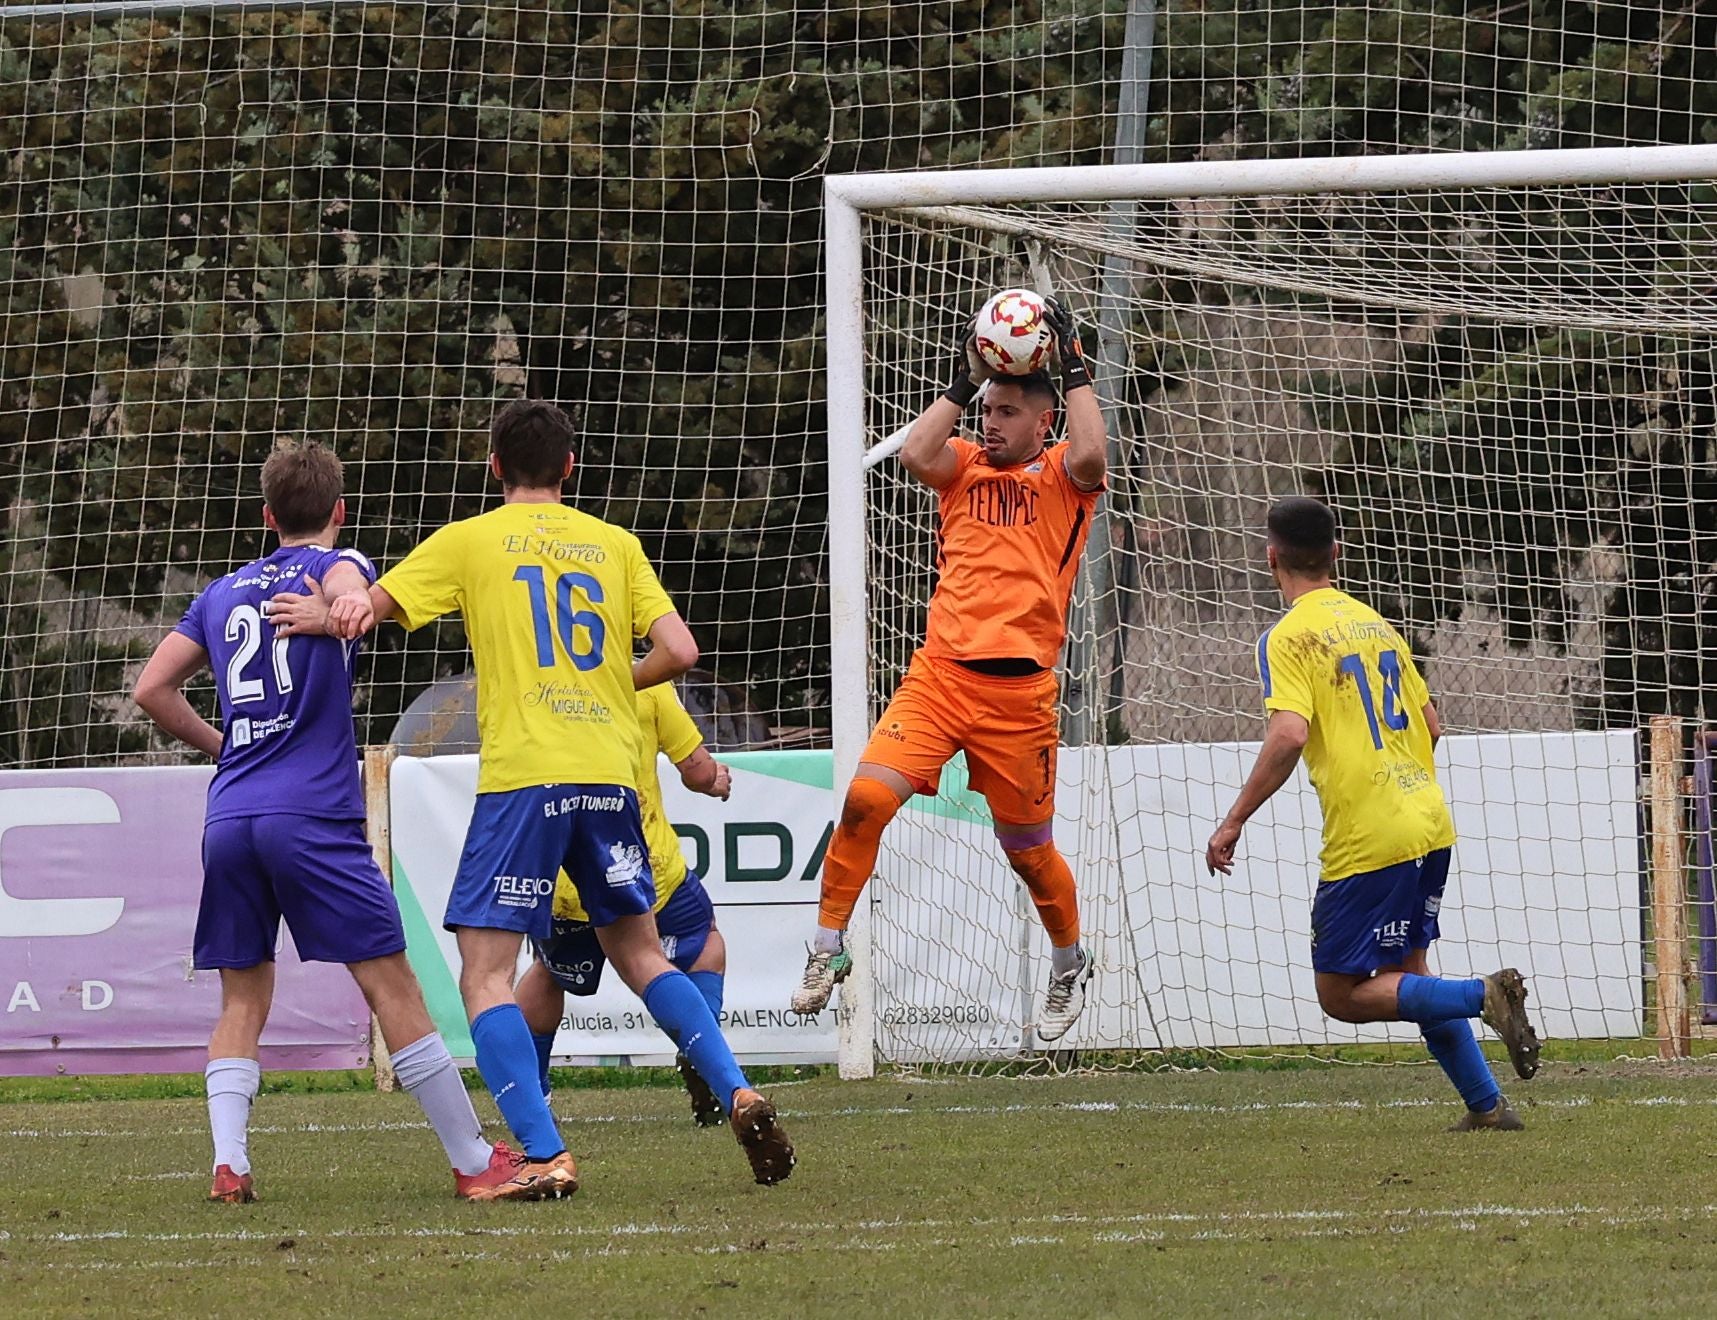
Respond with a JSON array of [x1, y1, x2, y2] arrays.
[[134, 441, 529, 1203]]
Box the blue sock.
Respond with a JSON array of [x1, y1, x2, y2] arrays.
[[1423, 1018, 1502, 1112], [470, 1004, 564, 1160], [1396, 973, 1485, 1024], [642, 970, 748, 1111], [530, 1030, 556, 1099], [688, 969, 725, 1021]]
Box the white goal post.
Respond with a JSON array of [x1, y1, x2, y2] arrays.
[[825, 144, 1717, 1079]]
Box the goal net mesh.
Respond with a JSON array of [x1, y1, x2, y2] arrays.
[[4, 2, 1715, 1064], [857, 179, 1717, 1063], [0, 0, 1124, 766]]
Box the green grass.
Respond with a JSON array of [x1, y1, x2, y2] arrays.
[[4, 1062, 1717, 1317]]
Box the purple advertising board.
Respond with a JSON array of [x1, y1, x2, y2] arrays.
[[0, 766, 371, 1075]]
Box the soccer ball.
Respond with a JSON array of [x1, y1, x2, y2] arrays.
[[972, 288, 1054, 376]]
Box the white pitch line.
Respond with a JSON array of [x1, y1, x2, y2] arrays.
[[25, 1202, 1717, 1273], [5, 1089, 1716, 1143], [17, 1202, 1717, 1249]]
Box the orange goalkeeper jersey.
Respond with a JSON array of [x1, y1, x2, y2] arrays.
[[921, 438, 1104, 668]]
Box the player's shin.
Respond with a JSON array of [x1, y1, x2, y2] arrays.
[[204, 1057, 260, 1176], [390, 1033, 493, 1177], [1422, 1018, 1502, 1114], [1395, 973, 1486, 1024], [816, 774, 905, 936], [470, 1004, 565, 1160], [688, 968, 724, 1020], [531, 1031, 556, 1097], [512, 964, 563, 1099], [1002, 839, 1081, 952], [642, 970, 748, 1110]]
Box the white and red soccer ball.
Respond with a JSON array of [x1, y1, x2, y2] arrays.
[[972, 288, 1053, 376]]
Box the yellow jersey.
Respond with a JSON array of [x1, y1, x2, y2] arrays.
[[1258, 587, 1455, 881], [553, 683, 706, 922], [377, 501, 676, 795]]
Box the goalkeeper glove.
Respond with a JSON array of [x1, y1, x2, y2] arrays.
[[1044, 295, 1092, 395], [942, 316, 995, 409]]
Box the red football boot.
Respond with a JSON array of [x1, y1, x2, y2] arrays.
[[209, 1165, 256, 1204]]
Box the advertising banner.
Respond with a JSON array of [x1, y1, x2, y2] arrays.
[[389, 751, 837, 1063], [871, 730, 1642, 1059], [0, 767, 372, 1076], [392, 730, 1642, 1065]]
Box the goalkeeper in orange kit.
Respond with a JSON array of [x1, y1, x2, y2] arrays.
[[792, 299, 1109, 1041]]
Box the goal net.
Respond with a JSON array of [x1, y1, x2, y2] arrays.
[[828, 147, 1717, 1072]]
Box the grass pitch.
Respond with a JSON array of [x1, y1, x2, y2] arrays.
[[4, 1060, 1717, 1318]]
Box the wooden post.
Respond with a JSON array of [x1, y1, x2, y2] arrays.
[[1649, 716, 1691, 1060], [365, 744, 400, 1091]]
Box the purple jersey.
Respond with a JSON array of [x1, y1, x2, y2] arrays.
[[176, 544, 377, 824]]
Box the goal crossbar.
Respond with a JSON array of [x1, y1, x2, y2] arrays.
[[826, 143, 1717, 212]]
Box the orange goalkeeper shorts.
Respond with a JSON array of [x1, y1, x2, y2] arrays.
[[860, 651, 1060, 826]]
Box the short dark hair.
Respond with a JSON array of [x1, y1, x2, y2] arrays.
[[1267, 497, 1337, 576], [492, 398, 574, 487], [986, 370, 1060, 417], [260, 439, 343, 537]]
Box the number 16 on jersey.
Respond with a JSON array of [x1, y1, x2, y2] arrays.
[[514, 566, 607, 671]]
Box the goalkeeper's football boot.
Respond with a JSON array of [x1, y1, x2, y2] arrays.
[[1037, 946, 1094, 1042], [1480, 968, 1542, 1080], [208, 1165, 256, 1204], [677, 1052, 725, 1128], [1447, 1097, 1525, 1132], [790, 946, 852, 1014], [456, 1142, 578, 1202], [729, 1088, 795, 1186]]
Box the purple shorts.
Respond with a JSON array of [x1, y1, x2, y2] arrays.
[[195, 814, 407, 969]]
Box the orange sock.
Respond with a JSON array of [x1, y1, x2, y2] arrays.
[[1004, 842, 1081, 947], [816, 775, 906, 930]]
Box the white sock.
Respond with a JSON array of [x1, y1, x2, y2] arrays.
[[1051, 943, 1085, 978], [205, 1057, 261, 1175], [813, 926, 845, 956], [391, 1033, 492, 1177]]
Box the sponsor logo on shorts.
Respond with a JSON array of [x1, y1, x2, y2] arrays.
[[879, 721, 906, 743], [660, 933, 679, 961], [544, 792, 626, 817], [605, 842, 646, 889], [1374, 918, 1411, 950], [545, 956, 597, 986], [495, 874, 554, 908], [1423, 893, 1443, 918]]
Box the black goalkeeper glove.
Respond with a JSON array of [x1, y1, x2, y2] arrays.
[[1044, 294, 1092, 395], [941, 315, 995, 409]]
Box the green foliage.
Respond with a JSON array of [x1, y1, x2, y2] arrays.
[[0, 1, 1125, 762], [4, 1, 1716, 760], [1149, 1, 1717, 726], [1152, 0, 1717, 158]]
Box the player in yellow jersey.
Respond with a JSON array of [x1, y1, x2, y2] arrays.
[[1206, 497, 1541, 1131], [318, 400, 792, 1190], [515, 682, 734, 1127]]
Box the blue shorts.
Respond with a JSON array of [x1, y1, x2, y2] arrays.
[[195, 814, 406, 969], [534, 871, 716, 996], [1310, 848, 1452, 975], [444, 784, 655, 937]]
